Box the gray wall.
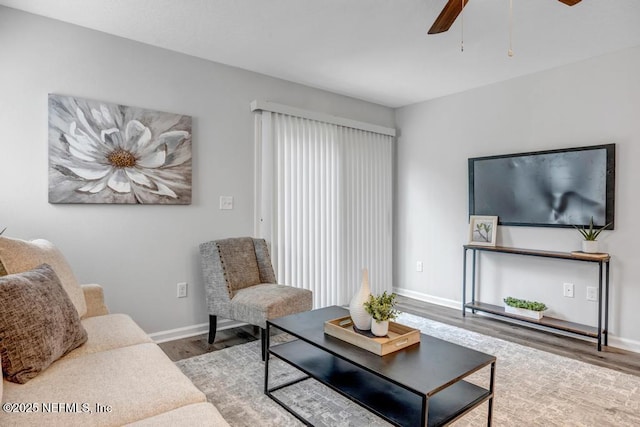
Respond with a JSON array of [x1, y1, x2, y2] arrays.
[[0, 7, 395, 335], [395, 45, 640, 350]]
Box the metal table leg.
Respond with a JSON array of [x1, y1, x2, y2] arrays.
[[462, 248, 467, 316], [471, 250, 477, 313], [597, 262, 603, 351], [605, 261, 610, 347], [487, 361, 496, 426], [264, 322, 271, 393]]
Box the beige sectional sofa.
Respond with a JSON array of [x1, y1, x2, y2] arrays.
[[0, 237, 229, 426]]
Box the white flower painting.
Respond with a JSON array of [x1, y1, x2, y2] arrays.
[[49, 94, 192, 204]]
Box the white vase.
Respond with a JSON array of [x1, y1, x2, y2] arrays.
[[349, 268, 372, 330], [371, 319, 389, 337], [582, 240, 599, 253]]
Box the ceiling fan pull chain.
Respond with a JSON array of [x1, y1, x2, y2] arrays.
[[508, 0, 514, 57], [461, 0, 464, 52]]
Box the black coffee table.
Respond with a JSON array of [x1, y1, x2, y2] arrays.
[[264, 306, 496, 426]]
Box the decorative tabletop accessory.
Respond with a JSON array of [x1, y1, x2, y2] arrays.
[[349, 268, 372, 330], [503, 296, 547, 320], [364, 291, 399, 337], [468, 215, 498, 247], [323, 316, 420, 356], [574, 217, 611, 254]]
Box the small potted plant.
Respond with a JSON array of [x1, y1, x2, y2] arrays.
[[503, 296, 547, 320], [363, 291, 399, 337], [574, 217, 611, 254]]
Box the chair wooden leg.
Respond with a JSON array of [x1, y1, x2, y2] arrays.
[[260, 328, 267, 361], [208, 315, 217, 344]]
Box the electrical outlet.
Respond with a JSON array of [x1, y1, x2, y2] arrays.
[[586, 286, 598, 301], [177, 282, 188, 298], [563, 283, 574, 298], [416, 261, 423, 272]]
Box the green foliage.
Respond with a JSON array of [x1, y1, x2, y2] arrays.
[[363, 291, 399, 321], [574, 217, 611, 241], [503, 296, 547, 312], [475, 222, 492, 242]]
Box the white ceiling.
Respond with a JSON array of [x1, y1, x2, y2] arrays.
[[2, 0, 640, 108]]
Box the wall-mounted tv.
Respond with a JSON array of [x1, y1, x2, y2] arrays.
[[469, 144, 615, 228]]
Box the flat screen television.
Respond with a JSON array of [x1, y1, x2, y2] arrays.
[[469, 144, 615, 228]]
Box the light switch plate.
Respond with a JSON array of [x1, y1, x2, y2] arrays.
[[177, 282, 187, 298], [219, 196, 233, 210]]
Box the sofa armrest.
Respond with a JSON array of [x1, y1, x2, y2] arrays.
[[81, 284, 109, 318]]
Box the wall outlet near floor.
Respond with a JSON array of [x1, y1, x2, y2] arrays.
[[563, 282, 574, 298], [416, 261, 423, 272], [586, 286, 598, 301], [177, 282, 188, 298]]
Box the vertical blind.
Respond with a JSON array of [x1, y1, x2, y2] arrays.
[[256, 109, 394, 308]]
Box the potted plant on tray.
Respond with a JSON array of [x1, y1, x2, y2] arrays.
[[364, 291, 399, 337], [503, 296, 547, 320], [574, 217, 611, 254]]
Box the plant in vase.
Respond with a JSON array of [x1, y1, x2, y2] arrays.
[[574, 217, 611, 254], [503, 296, 547, 320], [363, 291, 399, 337]]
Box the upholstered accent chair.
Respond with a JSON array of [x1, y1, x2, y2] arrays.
[[199, 237, 312, 360]]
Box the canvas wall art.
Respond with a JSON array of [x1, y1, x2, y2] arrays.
[[48, 94, 192, 204]]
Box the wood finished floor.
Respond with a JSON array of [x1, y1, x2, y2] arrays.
[[159, 297, 640, 377], [159, 325, 261, 362]]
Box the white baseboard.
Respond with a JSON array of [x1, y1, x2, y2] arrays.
[[607, 336, 640, 354], [149, 319, 247, 343], [393, 287, 640, 354], [393, 287, 460, 310]]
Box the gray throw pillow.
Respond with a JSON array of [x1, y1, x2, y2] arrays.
[[0, 263, 88, 384]]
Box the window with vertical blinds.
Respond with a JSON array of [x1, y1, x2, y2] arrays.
[[253, 102, 394, 308]]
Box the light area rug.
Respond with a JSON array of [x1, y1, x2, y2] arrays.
[[177, 312, 640, 426]]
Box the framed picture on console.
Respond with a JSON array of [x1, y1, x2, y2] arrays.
[[468, 215, 498, 246]]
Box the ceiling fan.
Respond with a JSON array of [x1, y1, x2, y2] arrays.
[[428, 0, 582, 35]]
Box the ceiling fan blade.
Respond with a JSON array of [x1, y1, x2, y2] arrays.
[[557, 0, 582, 5], [428, 0, 470, 35]]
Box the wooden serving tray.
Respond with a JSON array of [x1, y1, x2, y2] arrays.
[[324, 316, 420, 356]]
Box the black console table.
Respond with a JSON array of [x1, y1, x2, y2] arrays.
[[462, 245, 610, 351]]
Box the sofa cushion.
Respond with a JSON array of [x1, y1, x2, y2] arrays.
[[0, 343, 207, 426], [0, 236, 87, 317], [64, 313, 153, 359], [124, 402, 230, 427], [0, 264, 88, 384], [216, 237, 261, 297]]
